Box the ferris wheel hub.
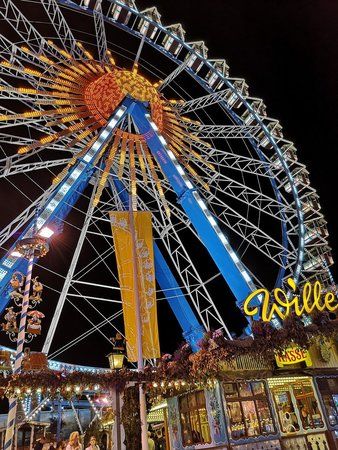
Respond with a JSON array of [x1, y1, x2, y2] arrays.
[[84, 68, 163, 130]]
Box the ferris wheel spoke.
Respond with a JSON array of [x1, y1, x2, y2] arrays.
[[48, 311, 122, 360], [157, 59, 190, 92], [0, 82, 80, 138], [187, 123, 260, 139], [0, 135, 77, 155], [0, 34, 62, 85], [0, 115, 65, 129], [0, 33, 46, 69], [214, 202, 296, 267], [0, 157, 70, 178], [93, 1, 109, 64], [0, 183, 56, 247]]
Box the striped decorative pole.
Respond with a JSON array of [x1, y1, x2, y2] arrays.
[[4, 212, 49, 450], [4, 249, 35, 450]]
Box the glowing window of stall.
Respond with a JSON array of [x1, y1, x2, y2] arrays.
[[267, 377, 325, 434], [178, 390, 211, 447], [316, 377, 338, 428], [222, 381, 276, 440]]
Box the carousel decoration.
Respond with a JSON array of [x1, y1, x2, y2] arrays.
[[29, 277, 44, 306], [1, 254, 46, 343], [9, 272, 24, 305], [26, 310, 45, 336]]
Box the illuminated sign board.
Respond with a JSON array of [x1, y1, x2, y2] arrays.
[[243, 278, 337, 322], [275, 346, 312, 367]]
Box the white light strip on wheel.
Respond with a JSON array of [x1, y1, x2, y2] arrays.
[[147, 115, 194, 191]]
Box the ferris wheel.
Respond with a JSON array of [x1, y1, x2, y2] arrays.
[[0, 0, 333, 363]]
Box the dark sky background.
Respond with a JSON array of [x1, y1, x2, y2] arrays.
[[0, 0, 337, 369], [138, 0, 338, 275]]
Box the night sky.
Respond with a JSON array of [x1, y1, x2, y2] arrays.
[[141, 0, 338, 269], [0, 0, 337, 367]]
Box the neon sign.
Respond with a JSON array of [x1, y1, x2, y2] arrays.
[[244, 278, 337, 322]]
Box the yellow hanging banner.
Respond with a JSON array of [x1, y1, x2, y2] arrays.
[[110, 211, 160, 362]]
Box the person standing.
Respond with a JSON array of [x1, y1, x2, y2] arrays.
[[66, 432, 82, 450], [147, 431, 155, 450], [85, 436, 100, 450], [34, 436, 46, 450]]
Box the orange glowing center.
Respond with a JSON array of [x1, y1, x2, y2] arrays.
[[84, 69, 163, 131]]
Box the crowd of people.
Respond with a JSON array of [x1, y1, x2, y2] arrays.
[[33, 431, 100, 450], [32, 428, 167, 450]]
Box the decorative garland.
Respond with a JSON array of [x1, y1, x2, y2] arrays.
[[1, 313, 337, 399]]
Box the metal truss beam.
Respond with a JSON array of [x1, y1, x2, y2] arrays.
[[93, 1, 109, 64], [187, 123, 260, 139], [0, 33, 56, 74], [0, 158, 70, 178], [158, 59, 189, 92], [213, 197, 296, 268], [175, 88, 231, 114], [0, 0, 69, 62], [197, 148, 273, 178], [40, 0, 86, 59]]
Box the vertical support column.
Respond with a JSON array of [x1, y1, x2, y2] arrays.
[[56, 396, 62, 442], [131, 103, 265, 333], [112, 387, 123, 450], [29, 424, 34, 450], [163, 408, 170, 450]]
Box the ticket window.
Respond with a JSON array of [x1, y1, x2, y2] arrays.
[[316, 377, 338, 428], [223, 381, 276, 440], [322, 394, 338, 427], [293, 383, 324, 430], [269, 378, 325, 435], [273, 389, 301, 433]]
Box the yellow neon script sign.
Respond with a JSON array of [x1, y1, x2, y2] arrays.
[[244, 278, 338, 322], [275, 346, 312, 367]]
